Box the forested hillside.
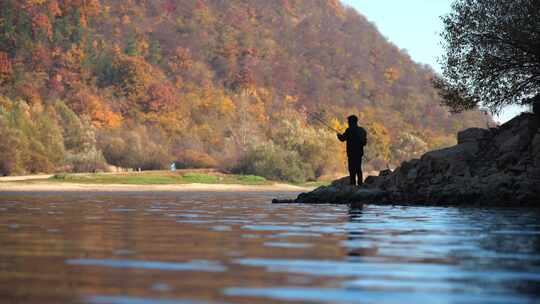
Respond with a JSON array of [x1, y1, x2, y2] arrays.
[[0, 0, 490, 181]]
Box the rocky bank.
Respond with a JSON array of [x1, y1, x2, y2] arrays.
[[275, 113, 540, 206]]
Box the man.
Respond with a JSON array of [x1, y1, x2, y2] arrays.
[[337, 115, 367, 186]]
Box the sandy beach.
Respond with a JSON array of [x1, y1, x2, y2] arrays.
[[0, 180, 310, 194]]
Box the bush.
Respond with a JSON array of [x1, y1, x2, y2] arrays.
[[98, 127, 171, 170], [175, 149, 218, 168], [234, 141, 313, 183], [66, 147, 108, 173]]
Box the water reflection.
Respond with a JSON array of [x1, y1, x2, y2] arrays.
[[0, 192, 539, 303], [66, 259, 227, 272]]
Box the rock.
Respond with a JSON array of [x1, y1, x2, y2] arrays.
[[532, 133, 540, 167], [364, 175, 380, 185], [272, 199, 295, 204], [277, 114, 540, 206], [424, 142, 479, 161], [330, 176, 353, 190], [350, 189, 388, 203], [458, 128, 490, 144], [379, 169, 392, 176]]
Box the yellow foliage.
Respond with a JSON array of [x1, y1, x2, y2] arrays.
[[112, 55, 164, 99], [284, 94, 298, 105], [366, 121, 391, 162], [24, 0, 46, 7], [331, 118, 346, 133], [138, 39, 150, 56], [63, 44, 86, 70], [384, 67, 401, 85], [219, 96, 235, 115]]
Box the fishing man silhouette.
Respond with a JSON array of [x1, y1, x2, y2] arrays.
[[337, 115, 367, 186]]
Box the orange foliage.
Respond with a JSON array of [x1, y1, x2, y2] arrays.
[[68, 90, 121, 128], [19, 84, 42, 106], [122, 15, 131, 24], [85, 0, 101, 17], [48, 0, 62, 17], [169, 47, 193, 72]]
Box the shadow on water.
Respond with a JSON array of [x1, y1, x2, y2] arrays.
[[1, 192, 540, 303]]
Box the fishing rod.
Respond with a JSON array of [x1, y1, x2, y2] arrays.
[[307, 112, 341, 133]]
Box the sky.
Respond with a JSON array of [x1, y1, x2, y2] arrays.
[[340, 0, 525, 123]]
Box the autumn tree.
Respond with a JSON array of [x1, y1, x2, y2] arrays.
[[435, 0, 540, 113], [145, 83, 177, 112]]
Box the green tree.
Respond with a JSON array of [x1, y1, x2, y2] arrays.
[[148, 39, 163, 64], [125, 36, 139, 56], [34, 110, 65, 167], [0, 115, 27, 176], [435, 0, 540, 113]]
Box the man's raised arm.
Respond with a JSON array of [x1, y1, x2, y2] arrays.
[[337, 130, 347, 142]]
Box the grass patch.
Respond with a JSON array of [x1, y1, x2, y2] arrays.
[[51, 173, 183, 185], [49, 171, 272, 186], [235, 175, 267, 183], [180, 173, 220, 184]]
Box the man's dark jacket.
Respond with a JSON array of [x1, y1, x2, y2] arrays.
[[338, 126, 367, 158]]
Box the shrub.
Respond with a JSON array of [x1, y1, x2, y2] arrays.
[[234, 141, 313, 183], [66, 147, 108, 173], [175, 149, 218, 168]]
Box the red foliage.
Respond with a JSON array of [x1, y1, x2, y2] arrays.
[[195, 0, 207, 10], [0, 52, 12, 75], [32, 44, 52, 71], [32, 13, 52, 39], [163, 0, 177, 15], [48, 73, 65, 95]]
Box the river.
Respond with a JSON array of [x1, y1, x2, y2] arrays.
[[0, 191, 539, 304]]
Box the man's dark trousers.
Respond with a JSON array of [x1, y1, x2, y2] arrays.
[[348, 156, 363, 186]]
